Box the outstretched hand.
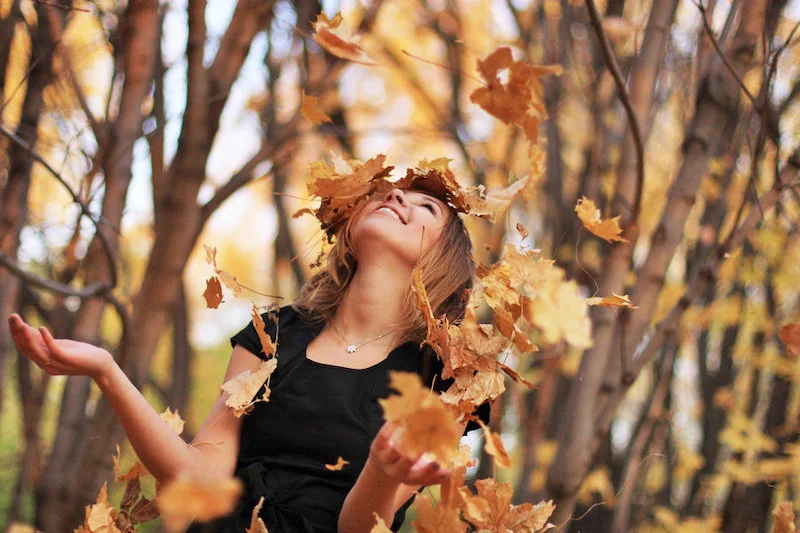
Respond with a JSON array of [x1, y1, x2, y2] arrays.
[[368, 421, 451, 487], [7, 314, 114, 381]]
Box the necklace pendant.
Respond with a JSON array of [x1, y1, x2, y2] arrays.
[[346, 345, 358, 354]]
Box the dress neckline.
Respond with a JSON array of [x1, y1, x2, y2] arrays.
[[302, 346, 393, 372]]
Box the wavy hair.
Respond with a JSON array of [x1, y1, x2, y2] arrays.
[[293, 192, 475, 346]]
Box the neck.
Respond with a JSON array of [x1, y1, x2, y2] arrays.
[[334, 259, 411, 343]]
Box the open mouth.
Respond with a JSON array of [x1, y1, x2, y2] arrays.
[[375, 206, 404, 223]]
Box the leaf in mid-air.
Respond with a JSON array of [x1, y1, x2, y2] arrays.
[[220, 358, 278, 417], [574, 196, 627, 243], [202, 277, 224, 309], [312, 12, 374, 64]]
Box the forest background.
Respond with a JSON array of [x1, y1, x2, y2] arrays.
[[1, 0, 799, 532]]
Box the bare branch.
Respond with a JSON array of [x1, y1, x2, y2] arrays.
[[0, 250, 112, 298]]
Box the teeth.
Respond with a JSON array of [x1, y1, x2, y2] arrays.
[[377, 207, 401, 222]]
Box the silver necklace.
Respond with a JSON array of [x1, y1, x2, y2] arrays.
[[331, 322, 397, 354]]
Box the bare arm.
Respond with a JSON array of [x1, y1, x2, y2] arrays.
[[338, 421, 466, 533], [8, 313, 260, 483]]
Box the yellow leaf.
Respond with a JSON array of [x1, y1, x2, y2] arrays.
[[525, 279, 593, 349], [220, 358, 278, 417], [413, 493, 468, 533], [245, 496, 269, 533], [157, 476, 243, 533], [585, 293, 636, 309], [160, 407, 185, 435], [574, 196, 627, 243], [370, 513, 394, 533], [84, 483, 121, 533], [477, 419, 510, 468], [325, 457, 349, 471], [251, 305, 277, 358], [301, 91, 332, 125]]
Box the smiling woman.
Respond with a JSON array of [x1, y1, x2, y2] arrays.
[[7, 163, 487, 533]]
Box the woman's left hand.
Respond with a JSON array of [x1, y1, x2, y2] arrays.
[[367, 422, 451, 487]]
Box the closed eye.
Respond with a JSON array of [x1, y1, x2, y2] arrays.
[[422, 203, 436, 213]]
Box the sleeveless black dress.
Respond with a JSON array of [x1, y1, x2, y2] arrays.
[[186, 305, 488, 533]]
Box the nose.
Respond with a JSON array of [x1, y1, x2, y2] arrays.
[[384, 188, 406, 205]]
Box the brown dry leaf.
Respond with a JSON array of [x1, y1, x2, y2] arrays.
[[378, 371, 462, 464], [325, 457, 350, 471], [771, 502, 795, 533], [516, 223, 529, 238], [251, 305, 277, 357], [413, 493, 469, 533], [113, 445, 149, 482], [585, 293, 636, 309], [84, 483, 121, 533], [574, 196, 627, 243], [478, 176, 532, 221], [411, 265, 444, 353], [203, 277, 224, 309], [301, 91, 332, 125], [312, 12, 374, 64], [157, 476, 243, 532], [220, 358, 278, 417], [160, 407, 185, 435], [477, 420, 510, 468], [370, 513, 393, 533], [470, 47, 562, 145], [246, 496, 269, 533], [779, 323, 800, 356], [217, 269, 243, 298], [119, 476, 159, 527], [463, 478, 555, 533], [509, 499, 556, 532], [493, 306, 537, 354]]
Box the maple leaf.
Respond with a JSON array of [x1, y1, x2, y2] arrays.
[[83, 483, 121, 533], [378, 372, 462, 464], [301, 91, 332, 125], [119, 476, 159, 529], [312, 12, 374, 64], [413, 493, 469, 533], [477, 420, 510, 468], [472, 176, 533, 222], [470, 47, 562, 145], [370, 513, 394, 533], [246, 497, 269, 533], [325, 457, 349, 471], [463, 478, 555, 533], [524, 279, 593, 349], [160, 407, 185, 435], [778, 323, 800, 356], [585, 293, 636, 309], [157, 476, 243, 532], [493, 306, 537, 354], [771, 502, 795, 533], [574, 196, 627, 243], [220, 358, 278, 417], [251, 305, 277, 357], [203, 277, 224, 309]]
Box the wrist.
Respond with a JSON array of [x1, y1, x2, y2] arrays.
[[93, 355, 120, 388], [362, 456, 404, 492]]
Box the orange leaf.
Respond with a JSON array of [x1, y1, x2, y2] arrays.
[[779, 323, 800, 357], [325, 456, 350, 471], [251, 305, 277, 357], [370, 514, 394, 533], [586, 293, 636, 309], [157, 476, 243, 533], [245, 497, 268, 533], [470, 47, 562, 144], [477, 420, 510, 468], [771, 502, 795, 533], [575, 196, 627, 243], [113, 444, 149, 482], [312, 12, 374, 64], [301, 91, 332, 125], [203, 277, 223, 309], [83, 483, 121, 533], [413, 493, 468, 533]]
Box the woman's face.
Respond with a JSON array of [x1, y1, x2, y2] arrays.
[[351, 188, 451, 268]]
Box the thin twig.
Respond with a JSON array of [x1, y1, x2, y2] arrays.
[[584, 0, 646, 221], [693, 0, 760, 109], [0, 250, 112, 297]]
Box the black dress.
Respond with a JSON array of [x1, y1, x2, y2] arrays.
[[187, 305, 488, 533]]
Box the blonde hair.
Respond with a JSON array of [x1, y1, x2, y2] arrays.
[[293, 192, 475, 346]]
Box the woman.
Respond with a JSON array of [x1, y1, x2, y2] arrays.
[[7, 185, 483, 533]]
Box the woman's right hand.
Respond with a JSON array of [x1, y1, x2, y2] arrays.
[[8, 313, 115, 381]]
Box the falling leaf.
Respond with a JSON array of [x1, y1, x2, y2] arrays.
[[217, 270, 243, 298], [413, 493, 469, 533], [119, 476, 159, 527], [312, 12, 374, 64], [771, 502, 795, 533], [83, 483, 122, 533], [370, 513, 394, 533], [525, 279, 593, 349], [246, 497, 269, 533], [203, 277, 224, 309], [301, 91, 332, 125], [585, 293, 636, 309], [516, 223, 528, 238], [325, 457, 349, 471], [220, 358, 278, 417], [779, 323, 800, 356], [461, 478, 555, 533], [251, 305, 277, 357], [160, 407, 186, 435], [203, 244, 217, 268], [469, 47, 562, 145], [379, 372, 462, 464], [477, 420, 510, 468], [574, 196, 627, 243], [157, 476, 243, 533]]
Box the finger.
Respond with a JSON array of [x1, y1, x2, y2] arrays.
[[9, 317, 50, 363]]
